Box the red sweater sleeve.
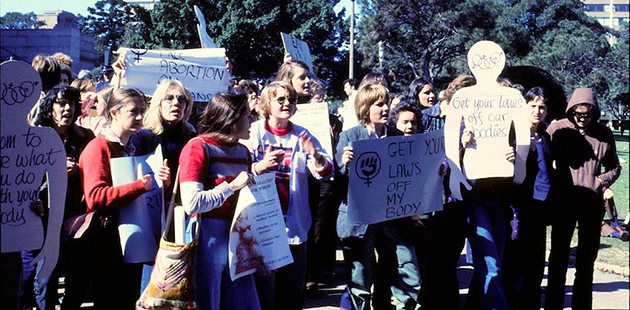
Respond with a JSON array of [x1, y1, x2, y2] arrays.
[[79, 136, 147, 212]]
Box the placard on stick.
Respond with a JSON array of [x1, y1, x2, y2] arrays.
[[1, 60, 67, 278], [444, 41, 530, 201], [281, 32, 314, 74], [116, 47, 229, 102]]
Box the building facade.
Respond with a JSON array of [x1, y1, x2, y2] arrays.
[[583, 0, 630, 30], [0, 10, 99, 74]]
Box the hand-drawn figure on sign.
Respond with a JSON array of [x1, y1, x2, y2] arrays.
[[1, 61, 67, 279], [355, 152, 381, 187], [444, 41, 530, 200]]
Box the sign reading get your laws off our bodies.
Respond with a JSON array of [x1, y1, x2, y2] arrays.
[[347, 130, 445, 225], [116, 47, 229, 102]]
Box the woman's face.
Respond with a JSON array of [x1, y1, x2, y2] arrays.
[[527, 96, 547, 127], [111, 98, 145, 134], [248, 91, 259, 113], [81, 87, 97, 110], [160, 85, 187, 124], [269, 87, 296, 121], [418, 84, 435, 108], [52, 97, 76, 132], [291, 66, 311, 97], [368, 98, 389, 125], [233, 111, 255, 141], [396, 110, 418, 136], [96, 95, 107, 116]]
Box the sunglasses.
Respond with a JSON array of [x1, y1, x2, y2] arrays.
[[574, 111, 592, 119], [164, 94, 187, 103], [276, 96, 297, 105]]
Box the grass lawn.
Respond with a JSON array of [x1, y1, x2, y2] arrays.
[[596, 134, 629, 269], [546, 133, 629, 271]]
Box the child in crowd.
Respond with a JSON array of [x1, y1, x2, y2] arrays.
[[179, 92, 260, 310]]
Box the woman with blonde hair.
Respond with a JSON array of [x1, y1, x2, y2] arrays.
[[130, 79, 196, 189]]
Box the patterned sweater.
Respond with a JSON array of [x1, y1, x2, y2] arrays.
[[179, 136, 252, 220]]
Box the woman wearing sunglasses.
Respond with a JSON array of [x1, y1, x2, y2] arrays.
[[245, 81, 333, 310]]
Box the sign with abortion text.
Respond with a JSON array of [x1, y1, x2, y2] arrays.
[[347, 130, 445, 225], [116, 47, 229, 101], [290, 101, 333, 159]]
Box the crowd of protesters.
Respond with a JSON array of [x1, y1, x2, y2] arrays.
[[1, 47, 625, 310]]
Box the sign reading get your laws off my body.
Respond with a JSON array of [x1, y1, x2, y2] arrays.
[[116, 47, 229, 102], [347, 130, 445, 225]]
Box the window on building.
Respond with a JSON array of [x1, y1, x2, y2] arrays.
[[613, 4, 629, 12], [585, 4, 606, 12]]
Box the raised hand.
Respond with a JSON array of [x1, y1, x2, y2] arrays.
[[360, 156, 378, 176], [255, 145, 285, 174]]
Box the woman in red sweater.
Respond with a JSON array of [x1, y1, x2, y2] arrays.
[[78, 87, 170, 310]]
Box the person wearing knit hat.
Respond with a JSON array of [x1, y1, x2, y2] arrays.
[[545, 88, 622, 310]]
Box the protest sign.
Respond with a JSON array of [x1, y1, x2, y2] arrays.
[[290, 101, 334, 159], [1, 60, 67, 278], [444, 41, 529, 201], [229, 173, 293, 280], [281, 32, 314, 74], [116, 47, 229, 102], [347, 130, 445, 225], [194, 5, 217, 48], [111, 146, 165, 263]]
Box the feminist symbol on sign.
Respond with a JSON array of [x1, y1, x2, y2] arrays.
[[355, 152, 381, 187], [130, 49, 148, 63]]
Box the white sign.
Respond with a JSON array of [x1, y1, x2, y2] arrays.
[[116, 47, 229, 102], [1, 60, 67, 278], [229, 173, 293, 280], [290, 101, 333, 159], [444, 41, 529, 201], [347, 130, 445, 225], [110, 146, 165, 263], [281, 32, 314, 74]]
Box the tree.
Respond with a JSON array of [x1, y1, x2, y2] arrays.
[[0, 12, 45, 29], [80, 0, 145, 63]]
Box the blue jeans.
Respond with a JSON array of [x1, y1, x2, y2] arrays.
[[197, 218, 260, 310], [343, 220, 421, 310], [21, 249, 58, 310], [464, 199, 509, 310]]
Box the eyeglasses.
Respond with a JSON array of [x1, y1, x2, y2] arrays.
[[574, 111, 592, 119], [164, 94, 187, 103], [276, 96, 296, 105]]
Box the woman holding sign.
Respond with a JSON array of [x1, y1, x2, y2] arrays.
[[79, 87, 170, 310], [178, 92, 259, 310], [246, 81, 333, 310], [336, 83, 422, 310]]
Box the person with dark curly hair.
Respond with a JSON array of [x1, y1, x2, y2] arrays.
[[22, 85, 95, 310]]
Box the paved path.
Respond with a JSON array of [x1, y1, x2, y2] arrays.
[[303, 251, 630, 310]]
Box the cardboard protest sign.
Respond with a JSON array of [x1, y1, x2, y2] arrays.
[[347, 130, 445, 225], [116, 47, 229, 102], [444, 41, 529, 201], [281, 32, 314, 74], [229, 173, 293, 280], [290, 101, 334, 159], [1, 60, 67, 278], [110, 146, 165, 263]]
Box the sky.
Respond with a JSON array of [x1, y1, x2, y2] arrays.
[[0, 0, 359, 17]]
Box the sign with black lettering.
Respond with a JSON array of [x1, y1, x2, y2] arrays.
[[1, 60, 67, 278], [444, 41, 529, 200], [347, 130, 445, 225], [116, 47, 229, 101]]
